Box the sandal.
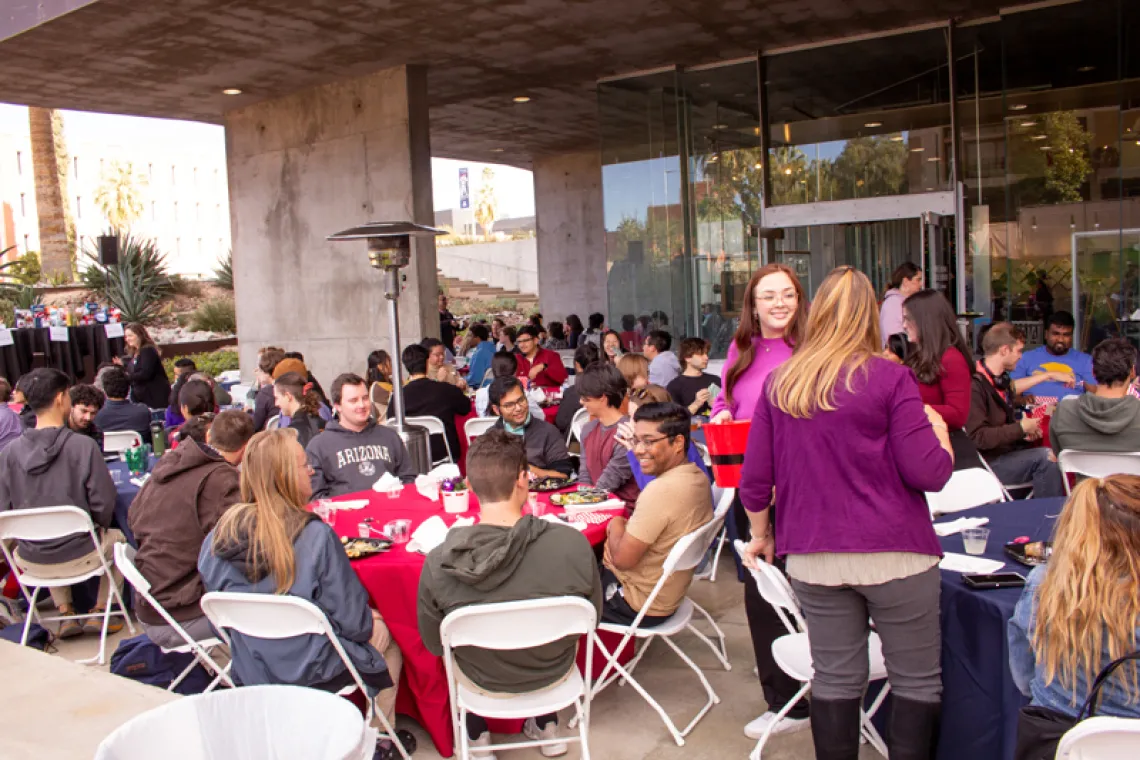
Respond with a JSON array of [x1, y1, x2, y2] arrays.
[[373, 730, 416, 759], [82, 609, 124, 636]]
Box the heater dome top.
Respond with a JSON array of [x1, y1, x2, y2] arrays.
[[327, 221, 445, 241]]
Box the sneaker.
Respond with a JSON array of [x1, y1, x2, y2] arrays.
[[523, 717, 568, 757], [743, 711, 810, 740], [82, 610, 124, 636], [468, 731, 497, 760], [58, 619, 84, 639]]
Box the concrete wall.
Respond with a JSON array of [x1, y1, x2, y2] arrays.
[[436, 238, 538, 295], [225, 65, 438, 390], [534, 150, 607, 322]]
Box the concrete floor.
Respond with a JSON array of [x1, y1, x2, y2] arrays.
[[40, 554, 884, 759]]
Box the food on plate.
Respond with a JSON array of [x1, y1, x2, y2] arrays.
[[343, 538, 392, 560], [530, 476, 570, 492], [1004, 540, 1053, 566], [550, 489, 607, 506]]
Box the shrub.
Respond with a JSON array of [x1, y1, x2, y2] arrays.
[[213, 250, 233, 290], [168, 275, 204, 298], [0, 250, 42, 286], [187, 298, 236, 334], [162, 349, 240, 383]]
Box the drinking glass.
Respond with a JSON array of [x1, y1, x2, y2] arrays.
[[109, 468, 124, 485], [358, 522, 372, 538], [962, 527, 990, 556], [384, 519, 411, 544], [529, 493, 546, 517], [315, 499, 336, 526]]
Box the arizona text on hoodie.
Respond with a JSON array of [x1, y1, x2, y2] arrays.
[[305, 419, 416, 498]]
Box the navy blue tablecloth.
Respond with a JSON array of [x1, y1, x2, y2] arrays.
[[107, 456, 157, 548], [936, 497, 1063, 760]]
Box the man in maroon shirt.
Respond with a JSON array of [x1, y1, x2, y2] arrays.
[[514, 326, 569, 389]]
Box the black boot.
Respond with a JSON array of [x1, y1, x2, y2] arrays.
[[887, 697, 941, 760], [809, 698, 862, 760]]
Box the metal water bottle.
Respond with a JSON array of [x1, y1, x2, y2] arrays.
[[150, 420, 166, 457]]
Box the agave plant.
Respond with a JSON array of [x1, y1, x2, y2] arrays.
[[213, 250, 233, 290], [80, 229, 173, 324]]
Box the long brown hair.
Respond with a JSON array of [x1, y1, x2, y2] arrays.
[[124, 323, 155, 357], [767, 267, 879, 418], [212, 429, 313, 593], [724, 263, 807, 407], [902, 289, 974, 385], [616, 353, 649, 389], [1032, 475, 1140, 703], [274, 372, 322, 417]]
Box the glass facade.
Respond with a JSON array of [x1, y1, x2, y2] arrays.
[[598, 0, 1140, 356]]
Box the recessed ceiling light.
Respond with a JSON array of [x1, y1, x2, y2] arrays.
[[1010, 103, 1028, 111], [1020, 121, 1035, 127], [784, 168, 792, 175], [753, 127, 761, 135], [927, 156, 940, 162], [1077, 65, 1095, 73], [1040, 145, 1052, 151], [699, 83, 711, 88], [890, 135, 904, 142], [713, 124, 728, 130], [911, 147, 925, 152], [926, 187, 934, 191], [1030, 134, 1047, 140], [490, 148, 504, 153], [222, 88, 242, 96], [1136, 140, 1140, 146], [864, 121, 882, 128], [513, 96, 531, 103], [753, 162, 762, 169]]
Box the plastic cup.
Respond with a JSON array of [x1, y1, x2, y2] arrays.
[[386, 485, 403, 500], [384, 519, 411, 544], [358, 522, 372, 539], [527, 492, 539, 513], [315, 499, 336, 526], [962, 527, 990, 556], [109, 468, 124, 485], [529, 494, 546, 517]]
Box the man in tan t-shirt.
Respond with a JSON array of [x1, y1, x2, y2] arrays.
[[602, 402, 713, 626]]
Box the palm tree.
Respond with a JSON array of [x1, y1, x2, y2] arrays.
[[28, 107, 75, 279], [94, 160, 147, 230], [474, 167, 499, 239]]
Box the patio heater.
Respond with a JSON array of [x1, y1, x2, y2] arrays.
[[327, 221, 445, 474]]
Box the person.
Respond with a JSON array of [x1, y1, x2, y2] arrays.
[[129, 409, 254, 648], [465, 323, 496, 389], [1050, 337, 1140, 456], [616, 353, 650, 398], [554, 342, 601, 436], [283, 351, 330, 409], [667, 337, 718, 417], [252, 346, 285, 431], [439, 293, 461, 351], [367, 349, 394, 391], [488, 376, 573, 480], [199, 429, 410, 758], [498, 326, 517, 355], [94, 366, 153, 444], [601, 330, 624, 363], [879, 262, 923, 346], [115, 322, 171, 410], [738, 267, 954, 759], [418, 429, 601, 756], [0, 368, 123, 639], [0, 377, 22, 452], [620, 386, 710, 489], [272, 357, 332, 423], [1011, 311, 1095, 400], [67, 384, 105, 450], [1008, 475, 1140, 725], [576, 363, 640, 507], [514, 325, 568, 389], [392, 344, 471, 464], [968, 322, 1066, 497], [475, 351, 543, 420], [1033, 270, 1054, 325], [528, 312, 545, 333], [565, 314, 585, 348], [619, 315, 640, 352], [544, 321, 569, 350], [274, 371, 327, 449], [171, 380, 216, 448], [582, 312, 605, 347], [191, 371, 233, 409], [308, 373, 416, 498], [166, 357, 198, 427], [13, 375, 37, 429], [491, 317, 506, 346], [602, 402, 712, 627], [423, 337, 468, 390], [705, 263, 810, 739], [643, 330, 681, 387]]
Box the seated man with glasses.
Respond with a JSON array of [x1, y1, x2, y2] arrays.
[[601, 402, 712, 627], [514, 325, 569, 389], [487, 376, 574, 481]]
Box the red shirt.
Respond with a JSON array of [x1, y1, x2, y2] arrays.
[[515, 347, 569, 388], [916, 347, 972, 430]]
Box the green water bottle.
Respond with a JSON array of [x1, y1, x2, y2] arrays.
[[150, 421, 166, 457]]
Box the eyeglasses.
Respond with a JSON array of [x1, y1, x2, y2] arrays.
[[755, 292, 797, 305], [499, 397, 529, 411], [631, 435, 671, 450]]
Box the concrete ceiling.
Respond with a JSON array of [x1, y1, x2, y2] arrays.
[[0, 0, 1028, 167]]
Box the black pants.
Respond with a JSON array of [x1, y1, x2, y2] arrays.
[[466, 712, 556, 740], [599, 567, 672, 628], [734, 496, 810, 720]]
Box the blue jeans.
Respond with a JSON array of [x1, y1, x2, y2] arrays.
[[986, 446, 1065, 498]]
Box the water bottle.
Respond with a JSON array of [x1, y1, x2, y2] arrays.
[[150, 421, 166, 457]]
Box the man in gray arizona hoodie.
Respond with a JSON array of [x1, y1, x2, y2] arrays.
[[1050, 337, 1140, 456], [306, 373, 416, 498]]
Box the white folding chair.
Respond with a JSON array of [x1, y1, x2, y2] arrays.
[[386, 415, 453, 465], [698, 486, 735, 583], [113, 543, 232, 692], [1056, 715, 1140, 759], [0, 506, 135, 665], [441, 597, 597, 760], [264, 414, 282, 431], [568, 407, 590, 447], [104, 430, 144, 454], [587, 517, 731, 746], [735, 540, 889, 760], [464, 415, 498, 444], [977, 451, 1033, 501], [925, 467, 1008, 517], [199, 591, 410, 760], [1058, 450, 1140, 495]]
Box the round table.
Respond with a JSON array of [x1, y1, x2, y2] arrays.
[[108, 456, 158, 548], [325, 485, 615, 757]]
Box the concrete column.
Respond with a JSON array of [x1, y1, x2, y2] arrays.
[[534, 150, 607, 322], [225, 65, 437, 389]]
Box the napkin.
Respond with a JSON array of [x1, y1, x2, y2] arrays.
[[334, 499, 369, 511], [427, 463, 461, 481], [939, 552, 1005, 574], [933, 517, 990, 537], [372, 472, 402, 493], [541, 514, 587, 532], [562, 497, 626, 514], [415, 474, 441, 502], [130, 474, 150, 488], [406, 515, 476, 554]]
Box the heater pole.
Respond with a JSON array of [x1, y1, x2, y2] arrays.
[[385, 268, 405, 432]]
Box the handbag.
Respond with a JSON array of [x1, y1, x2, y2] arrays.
[[1014, 650, 1140, 760]]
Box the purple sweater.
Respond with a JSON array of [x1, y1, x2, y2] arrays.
[[711, 337, 794, 420], [739, 357, 952, 558]]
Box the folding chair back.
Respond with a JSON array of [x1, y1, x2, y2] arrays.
[[0, 505, 94, 542], [1058, 450, 1140, 495], [569, 407, 589, 445], [661, 517, 725, 576], [925, 467, 1006, 516], [734, 539, 805, 634], [712, 487, 735, 521], [464, 415, 498, 444], [1056, 715, 1140, 758], [104, 430, 144, 454], [387, 415, 452, 464], [440, 596, 597, 651], [265, 414, 282, 431]]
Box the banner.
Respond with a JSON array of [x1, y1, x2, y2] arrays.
[[459, 167, 470, 209]]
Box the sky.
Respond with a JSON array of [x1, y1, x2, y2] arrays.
[[0, 105, 535, 218]]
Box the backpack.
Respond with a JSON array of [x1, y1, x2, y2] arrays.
[[110, 633, 214, 694], [0, 622, 52, 651]]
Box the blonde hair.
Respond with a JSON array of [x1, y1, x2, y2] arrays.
[[616, 353, 649, 389], [767, 267, 881, 418], [212, 428, 313, 594], [1032, 475, 1140, 703]]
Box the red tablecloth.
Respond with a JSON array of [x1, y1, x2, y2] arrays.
[[327, 485, 616, 757]]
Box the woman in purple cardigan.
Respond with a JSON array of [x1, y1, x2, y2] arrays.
[[739, 267, 954, 760]]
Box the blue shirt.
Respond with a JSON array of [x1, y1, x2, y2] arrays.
[[1008, 565, 1140, 718], [1011, 345, 1094, 399], [466, 341, 496, 389]]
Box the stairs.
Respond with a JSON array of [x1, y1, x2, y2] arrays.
[[438, 271, 539, 309]]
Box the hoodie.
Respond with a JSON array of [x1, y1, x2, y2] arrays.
[[0, 405, 22, 452], [128, 439, 241, 625], [305, 419, 416, 498], [0, 426, 116, 563], [879, 288, 906, 347], [1049, 394, 1140, 456], [417, 516, 602, 694]]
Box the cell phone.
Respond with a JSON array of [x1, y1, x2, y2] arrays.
[[962, 572, 1026, 590]]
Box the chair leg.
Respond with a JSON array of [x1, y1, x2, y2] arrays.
[[168, 658, 198, 691], [708, 528, 727, 582], [19, 586, 41, 646], [660, 636, 720, 737], [688, 601, 732, 670], [370, 695, 411, 760], [576, 699, 591, 760], [861, 681, 891, 756], [750, 682, 811, 760]]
